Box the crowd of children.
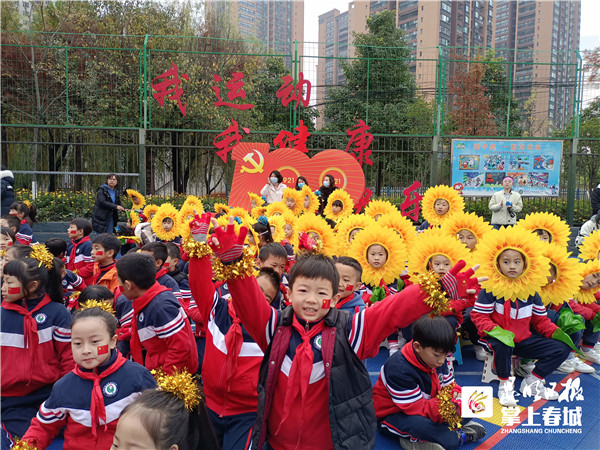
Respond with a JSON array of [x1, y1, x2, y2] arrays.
[[0, 180, 599, 450]]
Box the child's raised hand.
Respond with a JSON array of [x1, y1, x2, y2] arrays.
[[441, 261, 488, 300], [190, 210, 211, 243], [208, 216, 248, 263]]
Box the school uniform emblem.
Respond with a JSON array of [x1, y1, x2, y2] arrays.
[[314, 334, 322, 350], [35, 313, 47, 324], [103, 382, 118, 397], [139, 313, 144, 322]]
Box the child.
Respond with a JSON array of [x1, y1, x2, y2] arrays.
[[13, 201, 38, 245], [91, 233, 122, 294], [66, 218, 95, 286], [419, 185, 464, 230], [323, 189, 354, 223], [20, 307, 157, 449], [115, 251, 197, 374], [140, 242, 183, 307], [257, 242, 289, 310], [472, 227, 572, 406], [373, 316, 486, 449], [1, 214, 21, 237], [0, 226, 16, 253], [1, 249, 74, 447], [257, 267, 281, 306], [334, 256, 366, 314], [165, 242, 192, 311], [151, 203, 181, 245], [248, 217, 274, 249], [111, 374, 219, 450], [207, 218, 480, 449]]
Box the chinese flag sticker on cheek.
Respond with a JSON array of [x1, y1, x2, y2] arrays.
[[322, 299, 331, 309], [96, 251, 104, 256], [8, 287, 21, 295], [97, 345, 109, 355]]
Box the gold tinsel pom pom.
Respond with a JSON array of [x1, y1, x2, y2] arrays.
[[437, 383, 462, 430], [181, 237, 213, 259], [11, 438, 39, 450], [29, 244, 54, 270], [80, 299, 116, 315], [416, 271, 450, 314], [151, 368, 202, 412], [212, 246, 256, 281]]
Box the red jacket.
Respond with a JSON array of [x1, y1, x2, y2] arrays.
[[66, 236, 95, 286]]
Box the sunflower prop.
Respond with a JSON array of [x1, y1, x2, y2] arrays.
[[364, 199, 397, 221], [266, 201, 288, 217], [229, 206, 250, 222], [335, 215, 375, 256], [216, 215, 243, 235], [421, 185, 465, 227], [129, 210, 141, 228], [182, 195, 204, 213], [301, 185, 320, 215], [442, 212, 493, 249], [213, 202, 230, 215], [517, 212, 571, 247], [126, 189, 146, 209], [407, 228, 470, 283], [378, 210, 418, 248], [282, 187, 304, 215], [539, 244, 583, 306], [323, 189, 354, 222], [248, 192, 264, 210], [349, 223, 407, 286], [280, 210, 299, 248], [578, 230, 600, 261], [251, 205, 268, 218], [177, 202, 200, 240], [296, 213, 337, 256], [573, 259, 600, 304], [268, 214, 287, 243], [151, 203, 180, 242], [143, 204, 160, 221], [474, 227, 550, 301]]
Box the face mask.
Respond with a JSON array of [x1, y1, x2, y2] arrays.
[[297, 182, 305, 189], [323, 180, 330, 188], [270, 177, 278, 184]]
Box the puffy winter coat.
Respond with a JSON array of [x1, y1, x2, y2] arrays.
[[91, 185, 122, 233]]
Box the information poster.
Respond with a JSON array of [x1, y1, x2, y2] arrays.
[[451, 139, 562, 197]]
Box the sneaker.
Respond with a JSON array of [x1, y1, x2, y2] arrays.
[[462, 420, 487, 443], [594, 341, 600, 352], [498, 377, 518, 407], [519, 376, 559, 401], [473, 344, 487, 361], [399, 438, 444, 450], [514, 359, 537, 377], [582, 348, 600, 365], [570, 357, 595, 374], [556, 358, 575, 374]]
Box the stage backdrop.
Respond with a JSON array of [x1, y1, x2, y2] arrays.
[[228, 143, 366, 210], [451, 139, 562, 197]]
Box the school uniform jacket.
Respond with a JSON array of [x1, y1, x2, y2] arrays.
[[226, 275, 434, 450], [92, 262, 120, 295], [471, 289, 557, 343], [66, 236, 94, 285], [1, 296, 74, 397], [156, 268, 183, 307], [335, 291, 366, 315], [188, 257, 263, 416], [16, 220, 38, 245], [169, 267, 192, 311], [62, 270, 87, 296], [372, 341, 454, 422], [21, 350, 156, 450]]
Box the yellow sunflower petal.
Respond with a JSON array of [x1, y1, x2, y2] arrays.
[[295, 213, 337, 256], [182, 195, 204, 214], [151, 203, 180, 241], [421, 185, 465, 226], [578, 230, 600, 261], [268, 214, 287, 243], [251, 205, 268, 218], [335, 214, 376, 256], [282, 188, 304, 215], [517, 212, 571, 247], [378, 210, 418, 248], [213, 202, 230, 214], [348, 223, 407, 286], [280, 210, 299, 248], [301, 185, 320, 215], [573, 259, 600, 304], [229, 207, 250, 222], [126, 189, 146, 209], [364, 199, 398, 221], [177, 202, 200, 240], [248, 192, 264, 211], [539, 244, 583, 306], [266, 201, 288, 217], [143, 204, 159, 221], [473, 227, 550, 301], [323, 189, 355, 222]]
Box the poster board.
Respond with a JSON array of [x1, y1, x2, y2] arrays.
[[451, 139, 562, 197]]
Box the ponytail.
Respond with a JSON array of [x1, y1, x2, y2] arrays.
[[3, 256, 63, 302]]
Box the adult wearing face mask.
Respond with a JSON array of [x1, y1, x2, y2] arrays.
[[260, 170, 287, 204], [489, 176, 522, 229], [295, 176, 309, 191], [317, 173, 338, 215]]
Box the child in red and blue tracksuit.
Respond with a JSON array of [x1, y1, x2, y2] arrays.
[[66, 218, 95, 286]]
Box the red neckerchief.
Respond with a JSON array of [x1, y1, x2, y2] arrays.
[[94, 261, 116, 285], [155, 267, 168, 280], [68, 236, 91, 266], [279, 282, 290, 305], [402, 340, 441, 396], [20, 219, 27, 225], [379, 279, 391, 296], [2, 295, 52, 384], [335, 293, 356, 310], [276, 315, 326, 436], [73, 351, 127, 437], [224, 301, 243, 393], [129, 282, 169, 364]]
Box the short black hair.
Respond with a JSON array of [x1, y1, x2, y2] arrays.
[[72, 306, 117, 337], [141, 242, 168, 267], [412, 315, 456, 354], [252, 221, 274, 244], [534, 228, 553, 242], [92, 233, 122, 257], [106, 173, 119, 184], [258, 242, 287, 262], [1, 226, 16, 243], [2, 214, 20, 232], [289, 253, 339, 295], [331, 199, 343, 208], [335, 256, 363, 279], [269, 170, 283, 183], [295, 176, 308, 189], [116, 252, 156, 289], [257, 267, 281, 293], [45, 238, 68, 257], [165, 242, 181, 260], [115, 223, 133, 237], [79, 285, 115, 304], [6, 244, 32, 259], [70, 218, 93, 236]]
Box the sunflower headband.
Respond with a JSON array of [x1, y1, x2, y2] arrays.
[[143, 204, 160, 220], [539, 244, 582, 306], [364, 199, 397, 221], [30, 244, 54, 270], [295, 213, 337, 256], [517, 212, 571, 247], [151, 203, 180, 242], [442, 212, 493, 245], [578, 230, 600, 261], [335, 214, 376, 256], [421, 185, 465, 226], [151, 368, 202, 411], [282, 188, 304, 215], [573, 259, 600, 304], [126, 189, 146, 209], [266, 201, 288, 217], [377, 211, 418, 248], [301, 185, 320, 215], [248, 192, 264, 210], [323, 189, 354, 222]]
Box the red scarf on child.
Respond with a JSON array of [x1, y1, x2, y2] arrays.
[[155, 267, 168, 280], [224, 301, 243, 392], [129, 282, 169, 365], [2, 295, 51, 384], [73, 351, 127, 436], [276, 315, 326, 435], [68, 236, 91, 268]]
